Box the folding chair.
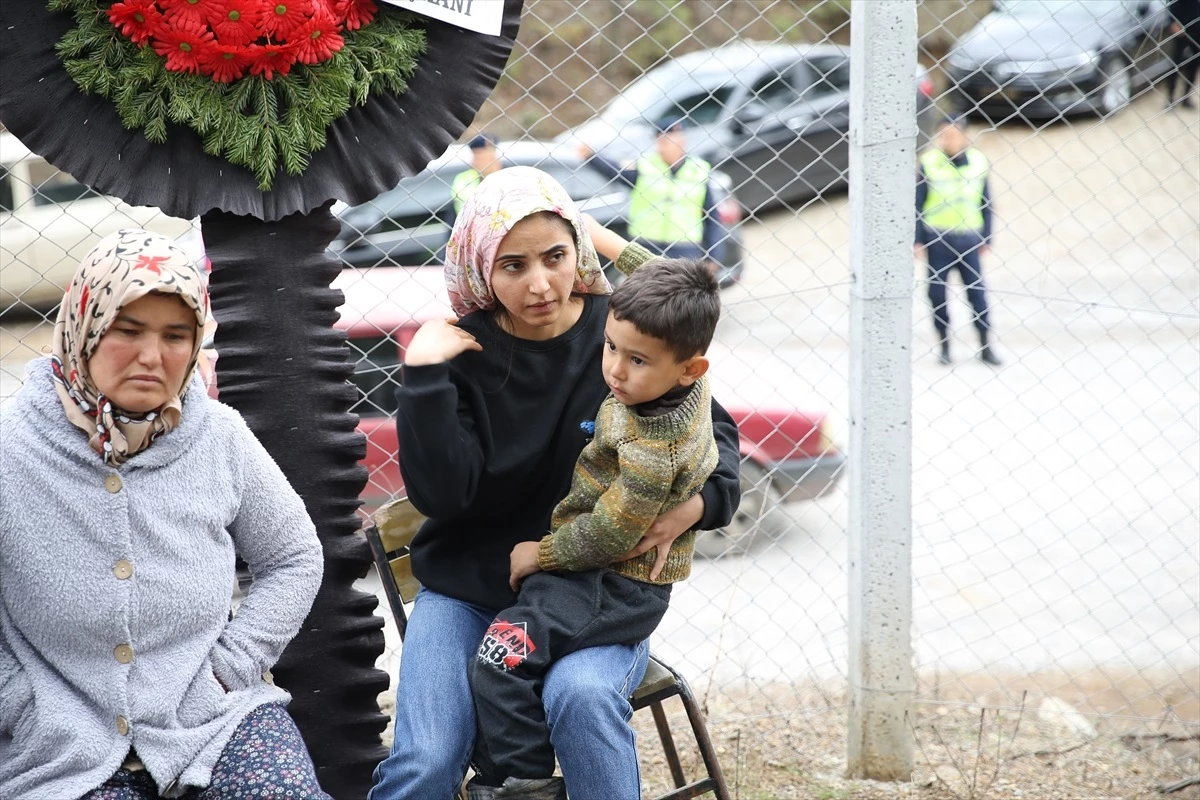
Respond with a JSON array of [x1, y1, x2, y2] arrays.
[[365, 497, 731, 800]]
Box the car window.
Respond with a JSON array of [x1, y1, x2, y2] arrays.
[[348, 335, 402, 418], [749, 70, 801, 112], [806, 57, 850, 98], [0, 168, 13, 213], [659, 85, 737, 126], [26, 159, 100, 206], [379, 173, 452, 219]]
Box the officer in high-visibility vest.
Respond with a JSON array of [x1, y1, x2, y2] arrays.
[[579, 116, 722, 268], [451, 133, 503, 216], [916, 114, 1000, 366]]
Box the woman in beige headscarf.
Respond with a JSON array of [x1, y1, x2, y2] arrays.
[[0, 229, 328, 799]]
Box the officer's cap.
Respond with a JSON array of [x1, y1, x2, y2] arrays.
[[468, 132, 499, 149]]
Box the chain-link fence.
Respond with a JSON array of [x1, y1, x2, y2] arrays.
[[2, 1, 1198, 797]]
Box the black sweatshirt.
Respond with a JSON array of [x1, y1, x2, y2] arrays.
[[395, 294, 742, 611]]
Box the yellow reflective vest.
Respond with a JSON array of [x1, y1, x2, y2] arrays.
[[919, 147, 988, 234], [452, 169, 483, 213], [628, 155, 711, 244]]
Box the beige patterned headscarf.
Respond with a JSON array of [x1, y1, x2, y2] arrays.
[[445, 166, 611, 317], [51, 229, 208, 466]]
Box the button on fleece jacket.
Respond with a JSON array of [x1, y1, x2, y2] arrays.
[[0, 358, 323, 799]]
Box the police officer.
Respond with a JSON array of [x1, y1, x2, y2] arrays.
[[451, 132, 503, 215], [916, 114, 1000, 367], [578, 116, 722, 269]]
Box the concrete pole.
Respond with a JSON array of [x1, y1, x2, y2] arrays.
[[846, 0, 917, 782]]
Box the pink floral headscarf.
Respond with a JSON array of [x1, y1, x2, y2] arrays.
[[445, 165, 611, 317], [51, 229, 208, 466]]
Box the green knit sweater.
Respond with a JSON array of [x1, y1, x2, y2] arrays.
[[537, 375, 719, 584]]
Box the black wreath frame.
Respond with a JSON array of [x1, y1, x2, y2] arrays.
[[0, 0, 523, 222]]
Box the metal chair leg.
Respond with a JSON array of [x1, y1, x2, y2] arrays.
[[651, 700, 688, 788], [676, 681, 731, 800]]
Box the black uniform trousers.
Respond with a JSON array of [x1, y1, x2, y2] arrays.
[[1166, 26, 1200, 101], [468, 569, 671, 783], [925, 233, 992, 343]]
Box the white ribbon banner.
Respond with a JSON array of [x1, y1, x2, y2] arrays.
[[381, 0, 504, 36]]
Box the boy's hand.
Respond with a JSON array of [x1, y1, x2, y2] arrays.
[[404, 318, 482, 366], [509, 541, 542, 592], [617, 494, 705, 581]]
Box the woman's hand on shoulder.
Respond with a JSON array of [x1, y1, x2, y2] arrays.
[[404, 318, 483, 366]]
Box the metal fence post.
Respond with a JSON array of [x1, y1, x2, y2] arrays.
[[846, 0, 918, 782]]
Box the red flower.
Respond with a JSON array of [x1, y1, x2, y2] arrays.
[[152, 20, 216, 74], [107, 0, 164, 46], [199, 41, 251, 83], [161, 0, 226, 28], [292, 7, 343, 65], [247, 41, 299, 80], [335, 0, 376, 31], [206, 0, 262, 46], [259, 0, 313, 39], [135, 254, 169, 273]]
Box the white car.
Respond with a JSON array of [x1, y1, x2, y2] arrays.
[[0, 131, 201, 313]]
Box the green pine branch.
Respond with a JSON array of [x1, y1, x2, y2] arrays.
[[53, 3, 426, 190]]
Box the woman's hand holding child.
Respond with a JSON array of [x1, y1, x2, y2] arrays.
[[618, 493, 705, 581]]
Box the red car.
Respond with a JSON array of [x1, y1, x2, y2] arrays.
[[203, 266, 844, 557]]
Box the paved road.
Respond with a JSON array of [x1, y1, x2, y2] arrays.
[[3, 94, 1197, 702]]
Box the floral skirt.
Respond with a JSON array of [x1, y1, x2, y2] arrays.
[[83, 703, 330, 799]]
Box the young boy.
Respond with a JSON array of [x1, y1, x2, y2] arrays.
[[467, 257, 723, 800]]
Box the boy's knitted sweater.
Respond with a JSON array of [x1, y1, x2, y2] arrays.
[[537, 376, 718, 584]]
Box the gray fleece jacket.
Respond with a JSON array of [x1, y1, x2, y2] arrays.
[[0, 358, 323, 799]]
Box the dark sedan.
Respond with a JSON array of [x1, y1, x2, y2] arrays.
[[327, 141, 746, 287], [946, 0, 1175, 122], [557, 41, 938, 212]]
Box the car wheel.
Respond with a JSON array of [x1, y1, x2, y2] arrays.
[[1097, 55, 1132, 116], [694, 461, 789, 559]]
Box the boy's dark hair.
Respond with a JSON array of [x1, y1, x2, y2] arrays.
[[609, 258, 721, 362]]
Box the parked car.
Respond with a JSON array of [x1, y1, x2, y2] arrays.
[[945, 0, 1174, 121], [200, 266, 845, 557], [327, 140, 747, 288], [555, 41, 938, 212], [0, 131, 200, 314]]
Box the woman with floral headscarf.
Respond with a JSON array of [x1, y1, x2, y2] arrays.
[[369, 167, 742, 800], [0, 229, 327, 799]]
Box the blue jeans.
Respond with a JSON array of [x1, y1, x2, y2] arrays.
[[369, 588, 650, 800]]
